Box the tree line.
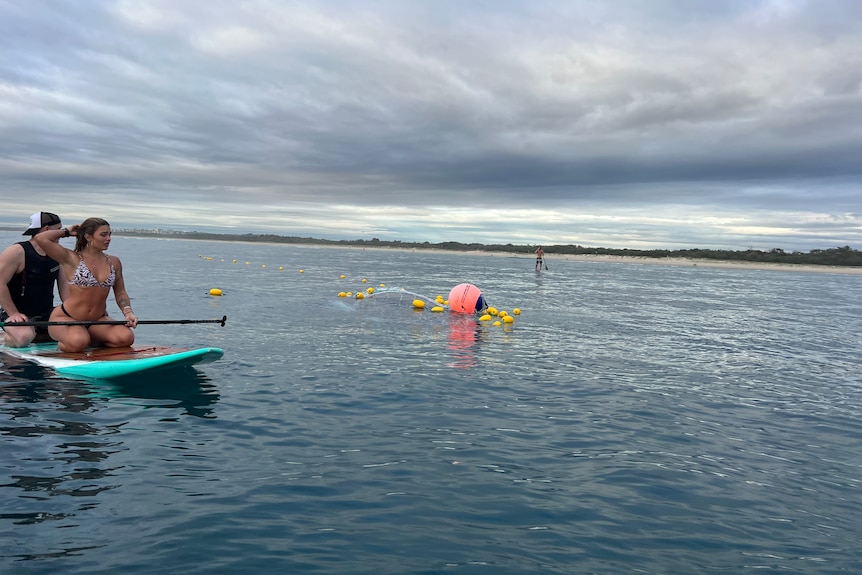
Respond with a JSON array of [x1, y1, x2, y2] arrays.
[[112, 230, 862, 267]]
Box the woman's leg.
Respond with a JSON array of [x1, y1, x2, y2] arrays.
[[89, 320, 135, 348], [47, 306, 93, 353]]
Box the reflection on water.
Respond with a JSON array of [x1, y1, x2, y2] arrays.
[[1, 366, 115, 548], [85, 368, 221, 419], [1, 356, 221, 419], [0, 355, 220, 552], [4, 237, 862, 574], [337, 287, 495, 371], [446, 314, 482, 369]]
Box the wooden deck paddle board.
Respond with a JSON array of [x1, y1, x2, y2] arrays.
[[1, 343, 224, 380]]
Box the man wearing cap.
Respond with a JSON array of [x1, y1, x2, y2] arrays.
[[0, 212, 70, 347]]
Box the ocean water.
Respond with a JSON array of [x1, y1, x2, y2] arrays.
[[1, 232, 861, 574]]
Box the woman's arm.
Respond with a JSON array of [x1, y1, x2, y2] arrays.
[[34, 225, 79, 268], [110, 256, 138, 327]]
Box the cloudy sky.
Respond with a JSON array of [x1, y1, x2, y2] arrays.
[[1, 0, 860, 250]]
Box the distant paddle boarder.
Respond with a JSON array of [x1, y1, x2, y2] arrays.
[[535, 246, 545, 271]]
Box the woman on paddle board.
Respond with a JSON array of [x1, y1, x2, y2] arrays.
[[35, 218, 138, 353]]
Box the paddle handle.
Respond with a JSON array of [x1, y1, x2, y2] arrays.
[[1, 315, 227, 328]]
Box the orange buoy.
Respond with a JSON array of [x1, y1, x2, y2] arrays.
[[447, 283, 484, 314]]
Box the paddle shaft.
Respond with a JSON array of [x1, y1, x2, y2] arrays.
[[0, 315, 227, 328]]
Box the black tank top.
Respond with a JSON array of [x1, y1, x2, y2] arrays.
[[5, 241, 60, 317]]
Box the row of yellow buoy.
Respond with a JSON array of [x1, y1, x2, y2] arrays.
[[409, 299, 449, 313], [201, 255, 524, 327], [199, 254, 303, 297], [335, 280, 522, 328], [337, 281, 387, 299], [478, 306, 520, 326], [199, 254, 302, 272], [410, 299, 446, 312]]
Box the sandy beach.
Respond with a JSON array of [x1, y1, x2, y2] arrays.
[[545, 253, 862, 275], [334, 245, 862, 275], [152, 236, 862, 276]]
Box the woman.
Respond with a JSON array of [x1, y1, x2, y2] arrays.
[[35, 218, 138, 352]]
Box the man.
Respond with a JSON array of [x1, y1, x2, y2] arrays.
[[535, 246, 545, 271], [0, 212, 69, 347]]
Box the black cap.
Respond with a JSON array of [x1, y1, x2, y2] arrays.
[[22, 212, 62, 236]]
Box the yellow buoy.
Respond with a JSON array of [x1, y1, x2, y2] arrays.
[[493, 320, 501, 327], [356, 292, 365, 300], [435, 295, 445, 303], [487, 306, 498, 316], [478, 314, 492, 321], [513, 308, 521, 315], [232, 259, 237, 264], [431, 306, 444, 312], [338, 292, 347, 297], [412, 299, 425, 309], [340, 275, 346, 279], [503, 315, 514, 324], [299, 269, 304, 273], [262, 264, 266, 268], [209, 288, 223, 296], [366, 287, 375, 294], [499, 310, 508, 318], [379, 283, 385, 287], [346, 291, 353, 297], [279, 266, 283, 271], [362, 278, 368, 283]]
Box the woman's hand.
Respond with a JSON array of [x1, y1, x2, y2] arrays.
[[123, 308, 138, 328]]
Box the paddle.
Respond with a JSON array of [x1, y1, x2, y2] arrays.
[[0, 315, 228, 328]]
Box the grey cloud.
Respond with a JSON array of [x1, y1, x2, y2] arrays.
[[1, 1, 861, 249]]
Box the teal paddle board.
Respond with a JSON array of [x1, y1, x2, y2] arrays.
[[1, 343, 224, 380]]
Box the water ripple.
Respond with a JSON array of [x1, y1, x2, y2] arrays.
[[2, 239, 862, 573]]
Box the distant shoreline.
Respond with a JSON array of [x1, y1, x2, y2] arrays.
[[127, 231, 862, 270], [5, 227, 857, 274], [538, 252, 862, 275], [328, 244, 862, 275]]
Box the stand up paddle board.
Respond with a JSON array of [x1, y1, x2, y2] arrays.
[[1, 343, 224, 380]]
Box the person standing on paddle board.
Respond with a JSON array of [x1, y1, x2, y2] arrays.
[[35, 218, 138, 353], [0, 212, 70, 347], [535, 246, 545, 271]]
